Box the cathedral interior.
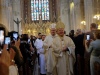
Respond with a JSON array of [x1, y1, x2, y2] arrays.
[[0, 0, 100, 75], [0, 0, 100, 36]]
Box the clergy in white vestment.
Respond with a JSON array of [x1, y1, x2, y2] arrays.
[[34, 33, 47, 75], [52, 21, 76, 75], [43, 23, 57, 75]]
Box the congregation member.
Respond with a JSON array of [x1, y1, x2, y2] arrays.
[[69, 30, 75, 42], [85, 23, 98, 46], [10, 39, 23, 68], [84, 23, 98, 75], [43, 23, 57, 75], [85, 30, 100, 75], [52, 21, 75, 75], [74, 29, 85, 75], [30, 35, 36, 48], [20, 34, 34, 75], [0, 45, 18, 75]]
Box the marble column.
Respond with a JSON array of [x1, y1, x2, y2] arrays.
[[84, 0, 94, 31]]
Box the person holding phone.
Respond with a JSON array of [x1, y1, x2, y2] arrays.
[[4, 36, 11, 50], [10, 38, 23, 68], [86, 35, 90, 41], [0, 45, 10, 75], [13, 33, 18, 41], [85, 30, 100, 75], [0, 45, 17, 75], [84, 23, 98, 75], [0, 30, 4, 45]]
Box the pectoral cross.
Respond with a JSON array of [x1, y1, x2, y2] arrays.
[[13, 18, 21, 33]]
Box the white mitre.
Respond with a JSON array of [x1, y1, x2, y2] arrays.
[[49, 23, 56, 29]]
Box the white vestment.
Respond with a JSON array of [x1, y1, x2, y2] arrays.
[[43, 34, 57, 73], [34, 39, 46, 74], [52, 35, 75, 75], [34, 39, 43, 54]]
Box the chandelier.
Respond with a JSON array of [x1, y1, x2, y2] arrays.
[[93, 14, 100, 20], [80, 20, 86, 25], [98, 24, 100, 30]]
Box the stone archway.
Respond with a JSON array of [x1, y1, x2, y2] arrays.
[[0, 23, 8, 36]]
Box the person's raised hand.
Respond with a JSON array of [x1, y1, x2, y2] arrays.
[[9, 48, 16, 61], [0, 45, 10, 67], [0, 45, 10, 75], [15, 39, 20, 49]]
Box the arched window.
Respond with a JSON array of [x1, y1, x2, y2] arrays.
[[31, 0, 49, 21]]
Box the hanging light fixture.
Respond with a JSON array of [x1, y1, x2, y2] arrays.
[[93, 14, 100, 20], [93, 0, 100, 20], [80, 20, 86, 25], [98, 24, 100, 30], [93, 0, 100, 30]]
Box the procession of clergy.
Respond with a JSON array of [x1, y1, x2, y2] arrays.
[[31, 18, 100, 75], [34, 21, 75, 75]]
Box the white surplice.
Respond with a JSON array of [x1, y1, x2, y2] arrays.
[[52, 35, 75, 75], [34, 39, 46, 74]]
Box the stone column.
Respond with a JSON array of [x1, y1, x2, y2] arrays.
[[69, 0, 75, 30], [8, 0, 14, 31], [56, 0, 60, 21], [0, 0, 2, 23], [84, 0, 94, 31], [0, 0, 14, 32], [60, 0, 70, 34], [0, 0, 10, 31], [74, 0, 81, 30], [12, 0, 22, 34], [69, 0, 82, 31]]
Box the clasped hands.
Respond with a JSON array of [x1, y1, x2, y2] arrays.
[[62, 46, 68, 52]]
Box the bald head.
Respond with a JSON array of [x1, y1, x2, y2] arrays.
[[76, 29, 82, 35]]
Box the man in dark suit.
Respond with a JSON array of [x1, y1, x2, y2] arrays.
[[74, 29, 85, 75]]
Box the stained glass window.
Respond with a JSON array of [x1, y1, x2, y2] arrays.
[[31, 0, 49, 21]]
